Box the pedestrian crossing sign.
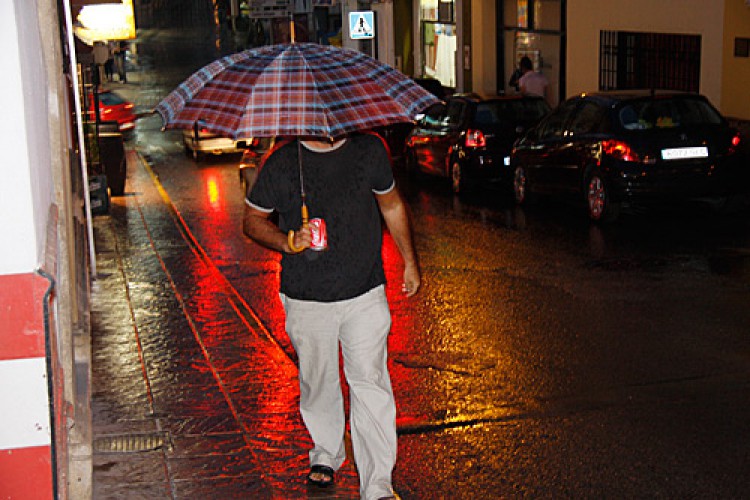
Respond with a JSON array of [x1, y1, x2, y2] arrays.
[[349, 11, 374, 40]]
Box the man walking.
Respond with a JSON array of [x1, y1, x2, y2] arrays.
[[243, 132, 419, 500]]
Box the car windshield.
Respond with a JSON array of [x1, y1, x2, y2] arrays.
[[618, 97, 723, 130], [98, 92, 126, 106], [475, 100, 549, 127]]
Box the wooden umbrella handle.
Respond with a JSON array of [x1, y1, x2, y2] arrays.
[[287, 203, 309, 253]]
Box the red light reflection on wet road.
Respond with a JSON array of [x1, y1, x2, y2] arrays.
[[206, 175, 221, 208]]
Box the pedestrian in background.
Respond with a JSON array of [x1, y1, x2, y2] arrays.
[[104, 42, 115, 81], [114, 41, 128, 83], [243, 132, 420, 500], [518, 55, 550, 105]]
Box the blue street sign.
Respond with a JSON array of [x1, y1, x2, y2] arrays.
[[349, 11, 374, 40]]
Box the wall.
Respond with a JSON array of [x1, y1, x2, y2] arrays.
[[0, 1, 56, 497], [471, 0, 497, 96], [567, 0, 725, 107], [1, 0, 91, 498], [0, 0, 52, 274], [722, 0, 750, 120]]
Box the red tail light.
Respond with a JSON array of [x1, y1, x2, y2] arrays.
[[730, 133, 741, 154], [465, 129, 486, 148], [602, 139, 640, 162]]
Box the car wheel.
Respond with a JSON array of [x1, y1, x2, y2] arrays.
[[585, 171, 620, 222], [513, 166, 532, 205]]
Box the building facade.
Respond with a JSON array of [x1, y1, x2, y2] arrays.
[[1, 0, 94, 498], [449, 0, 749, 120]]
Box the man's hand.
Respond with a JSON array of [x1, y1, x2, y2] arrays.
[[244, 203, 311, 254], [287, 226, 312, 253], [376, 187, 421, 297], [401, 261, 420, 297]]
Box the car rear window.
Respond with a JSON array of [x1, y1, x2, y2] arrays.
[[98, 92, 126, 106], [618, 97, 723, 130], [476, 100, 549, 127]]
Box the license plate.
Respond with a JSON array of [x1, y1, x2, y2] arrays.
[[661, 146, 708, 160]]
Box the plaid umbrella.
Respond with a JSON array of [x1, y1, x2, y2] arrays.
[[155, 42, 441, 140]]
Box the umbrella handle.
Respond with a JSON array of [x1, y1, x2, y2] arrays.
[[287, 204, 309, 253], [300, 203, 309, 227]]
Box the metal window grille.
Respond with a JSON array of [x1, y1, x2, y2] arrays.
[[599, 31, 701, 92]]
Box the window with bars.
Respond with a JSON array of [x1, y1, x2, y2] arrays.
[[599, 31, 701, 92]]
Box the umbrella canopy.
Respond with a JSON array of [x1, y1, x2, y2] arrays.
[[155, 43, 441, 140]]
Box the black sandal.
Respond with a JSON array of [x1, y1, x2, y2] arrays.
[[307, 464, 334, 487]]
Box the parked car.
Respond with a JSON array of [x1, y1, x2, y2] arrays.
[[183, 120, 254, 160], [511, 90, 747, 222], [239, 136, 275, 196], [404, 93, 550, 194], [88, 90, 136, 134]]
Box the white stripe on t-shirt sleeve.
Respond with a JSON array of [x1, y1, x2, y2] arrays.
[[245, 198, 274, 213], [373, 180, 395, 195]]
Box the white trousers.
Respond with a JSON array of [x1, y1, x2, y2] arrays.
[[281, 285, 396, 500]]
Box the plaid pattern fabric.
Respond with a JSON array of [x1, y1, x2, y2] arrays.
[[155, 43, 440, 139]]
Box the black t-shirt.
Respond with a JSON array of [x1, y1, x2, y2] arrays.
[[247, 133, 395, 301]]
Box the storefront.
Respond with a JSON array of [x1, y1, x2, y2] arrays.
[[417, 0, 458, 90]]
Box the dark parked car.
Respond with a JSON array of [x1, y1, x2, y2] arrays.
[[404, 93, 550, 194], [512, 90, 747, 221]]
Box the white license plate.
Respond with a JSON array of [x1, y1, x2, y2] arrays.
[[661, 146, 708, 160]]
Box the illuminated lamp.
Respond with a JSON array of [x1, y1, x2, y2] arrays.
[[74, 0, 135, 45]]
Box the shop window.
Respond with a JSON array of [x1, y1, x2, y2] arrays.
[[421, 0, 454, 22], [422, 22, 456, 88], [504, 1, 560, 31]]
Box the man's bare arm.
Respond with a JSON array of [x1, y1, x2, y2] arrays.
[[375, 187, 420, 296], [243, 202, 310, 254]]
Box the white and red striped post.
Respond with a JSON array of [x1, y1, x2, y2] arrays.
[[0, 273, 54, 499]]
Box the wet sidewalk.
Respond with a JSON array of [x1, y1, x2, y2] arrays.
[[89, 150, 362, 498]]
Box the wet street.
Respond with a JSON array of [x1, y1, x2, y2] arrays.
[[91, 29, 750, 498]]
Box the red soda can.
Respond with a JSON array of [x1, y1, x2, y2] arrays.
[[309, 218, 328, 251]]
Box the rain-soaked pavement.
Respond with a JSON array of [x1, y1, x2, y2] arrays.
[[90, 27, 750, 499]]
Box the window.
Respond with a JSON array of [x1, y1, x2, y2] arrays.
[[421, 103, 447, 128], [537, 99, 576, 140], [600, 31, 701, 92], [444, 100, 465, 127], [568, 102, 605, 135], [618, 97, 723, 130]]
